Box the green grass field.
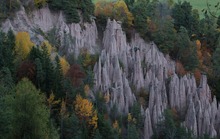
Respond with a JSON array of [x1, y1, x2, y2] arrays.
[[92, 0, 219, 18]]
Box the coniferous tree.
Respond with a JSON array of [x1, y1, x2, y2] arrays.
[[98, 114, 118, 139], [41, 47, 55, 96], [217, 15, 220, 28], [213, 38, 220, 77], [132, 0, 155, 40], [0, 30, 15, 73], [47, 0, 63, 10], [93, 129, 102, 139], [34, 58, 45, 88], [130, 102, 144, 129], [53, 55, 64, 98], [127, 123, 139, 139], [0, 92, 13, 139], [152, 109, 193, 139], [172, 1, 199, 35], [152, 19, 177, 54], [80, 0, 94, 22], [29, 47, 43, 62], [0, 0, 20, 21], [63, 0, 80, 23], [29, 47, 55, 96], [0, 31, 7, 70], [175, 27, 199, 71], [0, 67, 14, 97], [5, 30, 15, 72], [199, 14, 219, 51], [62, 113, 82, 139]]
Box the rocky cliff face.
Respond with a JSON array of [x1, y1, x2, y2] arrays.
[[94, 19, 220, 138], [2, 7, 220, 139], [1, 6, 98, 58]]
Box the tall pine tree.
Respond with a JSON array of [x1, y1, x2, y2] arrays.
[[53, 55, 64, 98]]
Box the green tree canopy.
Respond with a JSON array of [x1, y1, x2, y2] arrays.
[[3, 78, 58, 139], [172, 1, 199, 35]]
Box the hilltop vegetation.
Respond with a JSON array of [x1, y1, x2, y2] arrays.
[[173, 0, 220, 17], [93, 0, 220, 17]]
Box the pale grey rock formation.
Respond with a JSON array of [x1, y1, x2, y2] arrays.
[[1, 6, 98, 58], [94, 19, 220, 138], [144, 108, 153, 139], [93, 20, 136, 113], [185, 99, 197, 136]]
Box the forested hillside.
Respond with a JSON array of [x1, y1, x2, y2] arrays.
[[0, 0, 220, 139]]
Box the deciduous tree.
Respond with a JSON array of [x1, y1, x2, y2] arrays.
[[34, 0, 47, 8], [5, 78, 58, 138], [60, 56, 70, 75], [74, 95, 98, 129], [66, 64, 85, 87], [15, 32, 34, 61]]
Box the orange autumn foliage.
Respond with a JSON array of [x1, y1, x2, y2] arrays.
[[196, 40, 203, 66], [95, 1, 114, 17], [147, 17, 157, 32], [176, 61, 187, 76], [194, 69, 202, 85], [16, 60, 36, 82], [66, 64, 85, 87]]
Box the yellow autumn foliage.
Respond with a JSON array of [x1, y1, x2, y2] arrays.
[[113, 0, 134, 26], [15, 32, 34, 60], [127, 113, 132, 122], [84, 84, 90, 96], [34, 0, 47, 7], [60, 99, 68, 118], [47, 92, 60, 106], [59, 57, 70, 75], [74, 95, 98, 129], [95, 0, 134, 27], [127, 113, 137, 124], [89, 110, 98, 129], [41, 41, 53, 55], [47, 92, 60, 114], [112, 120, 121, 133], [83, 52, 92, 68], [113, 120, 119, 129]]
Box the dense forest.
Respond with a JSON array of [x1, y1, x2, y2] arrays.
[[0, 0, 220, 139]]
